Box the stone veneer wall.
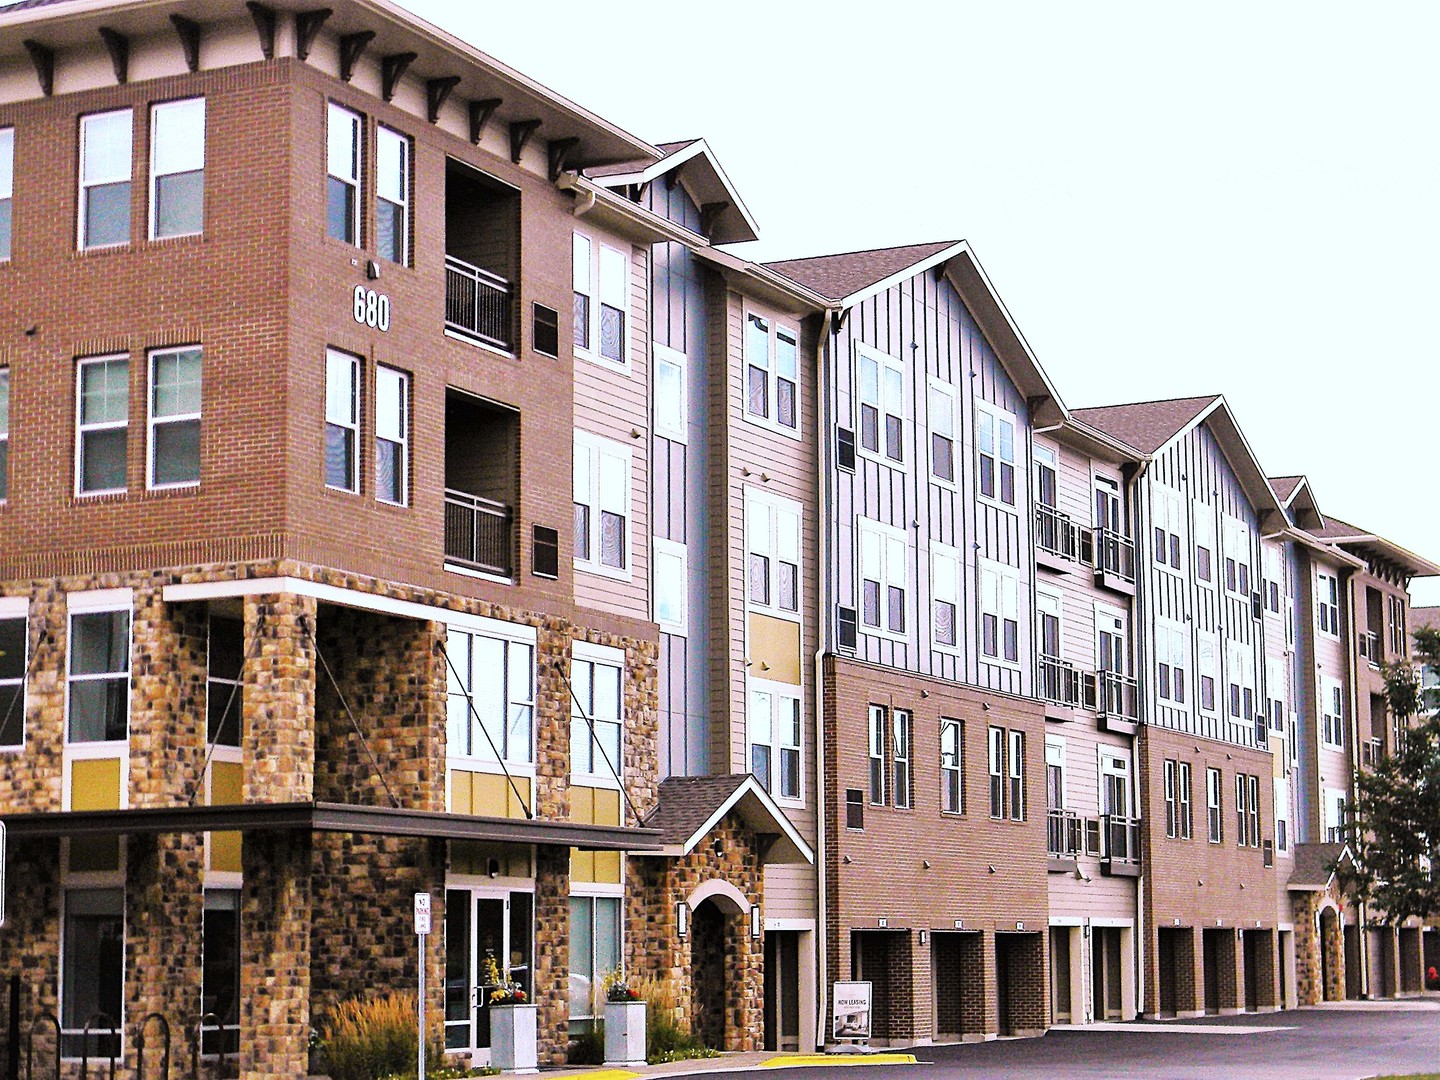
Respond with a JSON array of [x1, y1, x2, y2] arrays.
[[0, 838, 62, 1066], [1291, 890, 1347, 1005]]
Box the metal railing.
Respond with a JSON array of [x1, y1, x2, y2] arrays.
[[1097, 670, 1140, 721], [444, 489, 514, 577], [1047, 808, 1082, 858], [1101, 814, 1142, 864], [1035, 504, 1078, 561], [1094, 527, 1136, 582], [1038, 654, 1082, 707], [445, 254, 513, 350]]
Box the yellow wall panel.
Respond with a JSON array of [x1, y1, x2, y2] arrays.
[[70, 757, 121, 811], [748, 614, 802, 685], [211, 761, 243, 805]]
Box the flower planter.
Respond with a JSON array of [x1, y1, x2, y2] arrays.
[[604, 999, 647, 1067], [489, 1003, 538, 1074]]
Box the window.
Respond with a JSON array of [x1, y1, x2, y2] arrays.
[[1235, 773, 1260, 848], [1388, 595, 1406, 656], [0, 365, 9, 500], [745, 315, 798, 431], [374, 365, 408, 506], [748, 493, 800, 617], [568, 895, 621, 1021], [892, 710, 912, 809], [654, 344, 687, 442], [445, 628, 534, 765], [571, 650, 621, 780], [1206, 767, 1223, 843], [929, 380, 955, 483], [1156, 622, 1187, 705], [533, 304, 560, 358], [1164, 759, 1178, 838], [1317, 571, 1341, 637], [573, 432, 631, 574], [1045, 737, 1065, 813], [62, 889, 124, 1058], [1274, 777, 1290, 854], [1223, 516, 1251, 596], [68, 608, 130, 743], [206, 615, 243, 747], [1193, 502, 1215, 584], [749, 687, 801, 800], [1324, 788, 1346, 843], [0, 126, 12, 260], [79, 109, 132, 249], [1100, 751, 1130, 821], [1197, 633, 1218, 714], [1178, 762, 1193, 840], [976, 403, 1017, 505], [1152, 485, 1183, 571], [147, 346, 201, 488], [201, 890, 241, 1056], [940, 718, 962, 814], [858, 518, 907, 637], [1095, 476, 1123, 536], [1227, 640, 1255, 725], [1321, 676, 1344, 749], [856, 344, 902, 462], [1008, 729, 1025, 821], [845, 788, 864, 830], [1034, 443, 1058, 509], [76, 356, 129, 496], [573, 234, 627, 365], [150, 98, 204, 239], [1266, 657, 1286, 734], [868, 706, 886, 805], [988, 726, 1004, 818], [326, 103, 361, 244], [324, 349, 359, 492], [652, 538, 687, 632], [1263, 546, 1283, 613], [375, 125, 409, 264], [930, 544, 960, 649], [0, 611, 25, 748], [980, 560, 1020, 664]]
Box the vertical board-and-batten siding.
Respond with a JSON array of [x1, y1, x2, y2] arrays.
[[832, 268, 1031, 696]]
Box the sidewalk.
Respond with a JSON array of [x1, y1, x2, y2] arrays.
[[539, 1050, 919, 1078]]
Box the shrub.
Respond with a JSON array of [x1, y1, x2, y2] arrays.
[[624, 972, 719, 1064], [317, 991, 445, 1080], [566, 1020, 605, 1065]]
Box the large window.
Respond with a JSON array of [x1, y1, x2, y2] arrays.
[[0, 127, 12, 260], [571, 649, 622, 781], [324, 349, 359, 492], [568, 894, 621, 1022], [0, 365, 9, 500], [858, 518, 907, 637], [1007, 729, 1025, 820], [929, 380, 955, 483], [930, 544, 960, 649], [1206, 767, 1223, 844], [446, 629, 534, 765], [745, 314, 798, 431], [1321, 676, 1345, 749], [653, 344, 687, 442], [79, 109, 132, 249], [148, 346, 201, 488], [940, 718, 962, 814], [375, 125, 409, 264], [856, 344, 902, 462], [747, 492, 801, 617], [1152, 485, 1183, 571], [76, 356, 128, 495], [976, 403, 1016, 505], [1163, 759, 1178, 838], [62, 889, 124, 1057], [68, 608, 130, 744], [988, 726, 1004, 818], [374, 365, 408, 506], [1223, 516, 1251, 596], [1317, 571, 1341, 637], [573, 432, 631, 574], [572, 234, 627, 365], [868, 706, 886, 805], [1227, 640, 1255, 725], [1156, 622, 1187, 706], [0, 611, 25, 749], [1388, 595, 1406, 656], [652, 538, 687, 633], [326, 103, 361, 244], [892, 709, 912, 810], [1178, 761, 1192, 840], [150, 98, 205, 239], [749, 685, 800, 800], [980, 560, 1020, 664], [1234, 773, 1260, 848]]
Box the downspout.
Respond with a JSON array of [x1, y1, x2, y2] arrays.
[[812, 307, 836, 1050], [1343, 568, 1369, 997], [1128, 458, 1150, 1018]]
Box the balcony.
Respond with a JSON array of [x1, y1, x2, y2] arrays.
[[1047, 808, 1082, 871], [1093, 527, 1136, 596], [444, 489, 513, 577], [1100, 814, 1141, 876], [446, 158, 519, 352], [445, 255, 513, 350], [1038, 654, 1082, 720], [445, 390, 519, 580], [1035, 504, 1079, 573], [1097, 670, 1140, 734]]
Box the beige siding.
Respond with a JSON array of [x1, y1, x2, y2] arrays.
[[1047, 726, 1139, 919]]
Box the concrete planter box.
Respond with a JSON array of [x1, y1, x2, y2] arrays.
[[489, 1003, 538, 1074], [604, 999, 647, 1067]]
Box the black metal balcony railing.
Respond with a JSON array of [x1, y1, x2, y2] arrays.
[[1039, 654, 1082, 708], [445, 254, 513, 350], [1094, 527, 1136, 582], [1035, 504, 1078, 561], [1360, 631, 1382, 664], [1047, 808, 1082, 858], [444, 489, 513, 577], [1101, 814, 1142, 865], [1097, 670, 1140, 721]]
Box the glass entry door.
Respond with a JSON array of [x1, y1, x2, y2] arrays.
[[444, 888, 533, 1063]]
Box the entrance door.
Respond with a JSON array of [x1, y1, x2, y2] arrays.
[[444, 888, 534, 1064]]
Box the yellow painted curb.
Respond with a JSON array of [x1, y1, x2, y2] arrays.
[[571, 1071, 640, 1080], [760, 1054, 917, 1068]]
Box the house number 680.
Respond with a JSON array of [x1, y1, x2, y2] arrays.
[[353, 285, 391, 332]]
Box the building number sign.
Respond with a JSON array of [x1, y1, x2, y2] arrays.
[[353, 285, 391, 332]]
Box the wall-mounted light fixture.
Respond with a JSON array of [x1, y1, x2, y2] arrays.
[[676, 902, 689, 938], [750, 905, 763, 939], [918, 929, 928, 945]]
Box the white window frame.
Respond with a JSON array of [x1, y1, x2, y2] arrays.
[[744, 312, 800, 436], [572, 232, 630, 369], [930, 542, 961, 654], [1227, 639, 1256, 728], [940, 717, 963, 815], [0, 126, 15, 261], [146, 345, 202, 491], [445, 621, 538, 776], [59, 886, 126, 1059], [570, 640, 623, 786], [0, 596, 28, 751], [1151, 484, 1184, 573], [78, 108, 133, 250], [1266, 657, 1287, 734], [979, 558, 1022, 667], [63, 592, 133, 821], [324, 348, 360, 494], [1274, 776, 1291, 854], [1163, 759, 1177, 838], [1008, 728, 1026, 821], [75, 355, 129, 497], [1223, 515, 1252, 598], [975, 400, 1019, 508], [1320, 675, 1345, 750], [868, 705, 886, 806], [652, 537, 687, 634], [1197, 632, 1219, 716], [1317, 571, 1341, 638], [373, 364, 408, 506], [1206, 766, 1223, 844], [653, 343, 687, 443], [854, 342, 904, 466], [1324, 787, 1346, 843], [857, 517, 908, 641], [326, 102, 361, 245], [1178, 761, 1193, 840], [1263, 545, 1284, 614], [149, 97, 205, 240], [1193, 501, 1216, 586], [567, 888, 624, 1023], [987, 725, 1004, 819], [747, 490, 802, 621], [1035, 588, 1063, 661], [892, 708, 912, 810], [1098, 749, 1131, 819], [573, 430, 632, 580], [927, 377, 957, 487], [0, 364, 11, 502], [374, 124, 409, 265], [747, 679, 802, 804], [1045, 736, 1067, 812], [1155, 619, 1188, 707]]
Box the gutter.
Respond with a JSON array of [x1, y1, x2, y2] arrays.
[[1343, 567, 1369, 998], [812, 307, 835, 1051]]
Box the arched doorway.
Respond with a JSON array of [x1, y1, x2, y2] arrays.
[[1319, 907, 1340, 1002], [691, 899, 727, 1049]]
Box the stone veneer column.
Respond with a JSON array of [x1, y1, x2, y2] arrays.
[[1292, 895, 1323, 1005], [534, 844, 571, 1066], [129, 584, 208, 808], [240, 829, 312, 1079], [242, 593, 316, 803], [1323, 909, 1346, 1002], [0, 838, 62, 1062]]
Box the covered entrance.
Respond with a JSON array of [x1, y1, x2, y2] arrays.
[[935, 930, 985, 1039], [444, 886, 534, 1064]]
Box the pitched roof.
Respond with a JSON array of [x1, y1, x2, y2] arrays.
[[1288, 842, 1349, 889], [1413, 607, 1440, 631], [640, 774, 813, 865], [642, 775, 749, 846], [1269, 476, 1303, 501], [585, 139, 699, 179], [764, 241, 958, 303], [1070, 395, 1220, 455]]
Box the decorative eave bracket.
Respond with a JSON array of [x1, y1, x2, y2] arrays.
[[509, 119, 541, 164]]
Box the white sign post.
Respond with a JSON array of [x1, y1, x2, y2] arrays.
[[415, 893, 431, 1080], [831, 980, 872, 1051]]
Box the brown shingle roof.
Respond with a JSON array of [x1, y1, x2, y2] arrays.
[[1306, 514, 1369, 540], [642, 774, 749, 846], [585, 138, 699, 179], [764, 241, 958, 303], [1269, 476, 1303, 501], [1070, 395, 1220, 454], [1412, 607, 1440, 631], [1288, 842, 1349, 889]]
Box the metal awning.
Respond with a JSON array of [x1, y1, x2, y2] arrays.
[[0, 801, 663, 852]]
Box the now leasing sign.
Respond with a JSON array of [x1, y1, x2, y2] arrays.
[[832, 980, 872, 1041]]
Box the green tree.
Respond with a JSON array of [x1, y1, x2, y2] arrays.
[[1340, 627, 1440, 923]]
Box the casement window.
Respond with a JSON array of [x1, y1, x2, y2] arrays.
[[988, 725, 1004, 818], [1223, 516, 1251, 596], [1156, 622, 1188, 705], [206, 615, 243, 747], [571, 649, 622, 780], [568, 894, 621, 1021], [929, 380, 956, 483], [869, 706, 886, 805], [748, 492, 801, 617], [0, 611, 25, 749], [856, 344, 903, 462], [1321, 676, 1345, 749], [150, 98, 205, 239], [653, 344, 687, 442], [1263, 546, 1283, 613], [76, 356, 129, 495], [1274, 777, 1291, 854], [1235, 773, 1260, 848], [67, 608, 130, 743], [745, 314, 799, 431], [1227, 640, 1255, 724], [652, 538, 687, 633], [1164, 759, 1178, 838], [1317, 571, 1341, 637], [147, 346, 201, 489], [573, 432, 631, 574], [892, 709, 912, 809], [79, 109, 133, 249], [0, 365, 9, 501], [572, 234, 628, 365], [749, 686, 801, 800], [1206, 767, 1223, 843], [445, 628, 535, 765], [1151, 485, 1183, 571], [930, 543, 960, 649], [1045, 738, 1066, 812], [976, 403, 1017, 505], [1193, 503, 1215, 584], [0, 127, 13, 260], [1324, 788, 1346, 843], [1197, 633, 1219, 714], [1178, 761, 1193, 839], [980, 560, 1020, 664], [324, 349, 359, 493], [375, 125, 409, 264], [1388, 595, 1406, 656], [1007, 729, 1026, 821], [326, 103, 361, 245], [61, 889, 124, 1058], [374, 365, 408, 506], [940, 718, 963, 814], [858, 518, 907, 637]]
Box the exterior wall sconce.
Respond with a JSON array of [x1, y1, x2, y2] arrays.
[[750, 905, 763, 939], [676, 902, 688, 938], [918, 929, 928, 945]]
